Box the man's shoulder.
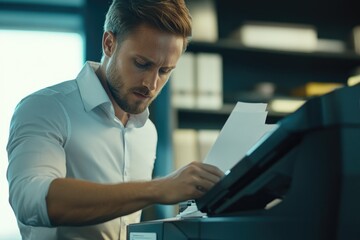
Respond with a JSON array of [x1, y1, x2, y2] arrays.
[[35, 79, 78, 97], [15, 80, 79, 116], [21, 80, 79, 105]]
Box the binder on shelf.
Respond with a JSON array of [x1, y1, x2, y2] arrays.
[[268, 98, 305, 114], [198, 130, 220, 161], [186, 0, 218, 42], [173, 129, 220, 170], [196, 53, 223, 109], [171, 52, 196, 108], [353, 26, 360, 54], [348, 67, 360, 86], [348, 75, 360, 86], [173, 129, 199, 170], [231, 21, 318, 52], [316, 39, 346, 53], [291, 82, 344, 97]]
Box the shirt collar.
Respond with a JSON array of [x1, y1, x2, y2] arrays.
[[76, 61, 150, 128], [76, 61, 109, 112]]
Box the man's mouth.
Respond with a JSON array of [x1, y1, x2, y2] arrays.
[[133, 88, 151, 99]]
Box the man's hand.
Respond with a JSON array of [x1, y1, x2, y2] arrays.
[[152, 161, 224, 204]]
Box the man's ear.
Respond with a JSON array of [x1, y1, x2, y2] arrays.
[[103, 31, 117, 57]]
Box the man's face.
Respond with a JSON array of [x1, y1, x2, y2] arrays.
[[104, 24, 184, 114]]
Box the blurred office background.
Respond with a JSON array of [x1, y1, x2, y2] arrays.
[[0, 0, 359, 239]]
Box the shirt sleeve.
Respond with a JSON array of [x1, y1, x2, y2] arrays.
[[6, 93, 69, 227]]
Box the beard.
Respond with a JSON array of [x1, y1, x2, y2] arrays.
[[106, 62, 154, 115]]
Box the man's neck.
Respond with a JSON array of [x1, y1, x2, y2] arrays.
[[95, 65, 129, 126]]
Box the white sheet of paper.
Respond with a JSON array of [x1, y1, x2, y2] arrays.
[[203, 102, 277, 173], [233, 101, 268, 112]]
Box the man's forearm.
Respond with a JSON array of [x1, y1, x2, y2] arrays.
[[46, 178, 160, 226], [46, 162, 223, 226]]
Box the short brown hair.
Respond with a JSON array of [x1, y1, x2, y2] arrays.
[[104, 0, 192, 50]]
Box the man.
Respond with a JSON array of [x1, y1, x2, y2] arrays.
[[6, 0, 223, 239]]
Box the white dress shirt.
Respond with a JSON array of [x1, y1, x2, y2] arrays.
[[7, 61, 158, 240]]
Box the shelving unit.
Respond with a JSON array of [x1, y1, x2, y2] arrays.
[[181, 40, 360, 127], [172, 0, 360, 131], [187, 40, 360, 99], [216, 0, 360, 41]]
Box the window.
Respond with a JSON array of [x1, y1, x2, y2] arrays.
[[0, 29, 84, 239]]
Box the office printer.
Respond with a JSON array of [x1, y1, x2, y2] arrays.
[[127, 85, 360, 240]]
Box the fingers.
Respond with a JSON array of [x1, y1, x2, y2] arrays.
[[157, 162, 225, 204], [198, 162, 225, 178], [198, 167, 223, 185], [194, 172, 219, 193], [190, 162, 224, 183], [187, 162, 224, 194]]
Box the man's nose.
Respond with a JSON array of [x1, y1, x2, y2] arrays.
[[143, 71, 159, 91]]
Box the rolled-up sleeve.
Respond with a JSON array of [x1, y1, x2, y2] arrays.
[[6, 93, 69, 227]]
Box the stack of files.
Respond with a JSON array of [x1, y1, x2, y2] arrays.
[[353, 26, 360, 54], [173, 129, 220, 170], [171, 53, 196, 108], [173, 129, 199, 170], [171, 52, 223, 110], [198, 130, 220, 161], [196, 53, 223, 109], [348, 74, 360, 86], [186, 0, 218, 42], [231, 21, 318, 52], [204, 102, 278, 173]]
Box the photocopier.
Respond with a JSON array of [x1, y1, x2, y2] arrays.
[[127, 84, 360, 240]]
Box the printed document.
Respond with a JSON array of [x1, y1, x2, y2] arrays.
[[203, 102, 277, 173]]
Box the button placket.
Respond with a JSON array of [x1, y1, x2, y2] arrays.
[[123, 128, 130, 181]]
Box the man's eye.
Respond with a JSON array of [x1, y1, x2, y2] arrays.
[[160, 68, 172, 74], [135, 60, 150, 69]]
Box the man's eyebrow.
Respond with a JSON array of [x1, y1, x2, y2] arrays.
[[135, 55, 154, 64], [162, 66, 176, 71], [135, 55, 176, 69]]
